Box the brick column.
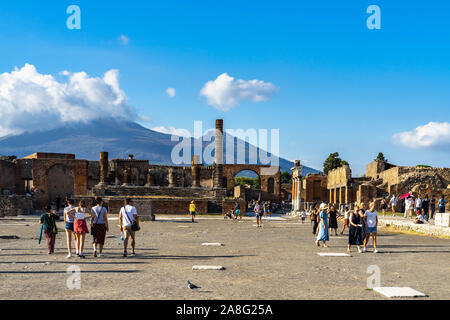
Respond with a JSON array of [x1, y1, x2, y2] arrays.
[[98, 151, 108, 186], [191, 155, 201, 188], [213, 119, 223, 189]]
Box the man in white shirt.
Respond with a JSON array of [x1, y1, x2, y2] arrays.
[[119, 198, 140, 257], [415, 196, 423, 214], [363, 202, 378, 253]]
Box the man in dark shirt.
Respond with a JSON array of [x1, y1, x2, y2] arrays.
[[422, 196, 430, 221]]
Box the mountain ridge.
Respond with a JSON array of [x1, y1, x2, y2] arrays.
[[0, 119, 321, 175]]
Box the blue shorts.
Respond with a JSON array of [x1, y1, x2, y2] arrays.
[[235, 209, 240, 215], [366, 227, 377, 233], [65, 222, 74, 231], [189, 211, 196, 215]]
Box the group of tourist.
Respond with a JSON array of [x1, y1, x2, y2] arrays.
[[309, 202, 378, 253], [399, 194, 446, 223], [39, 197, 140, 258]]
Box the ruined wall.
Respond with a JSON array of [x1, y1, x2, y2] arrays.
[[0, 160, 21, 194], [327, 165, 351, 189], [0, 195, 34, 216], [87, 161, 100, 189], [31, 159, 88, 208], [303, 174, 328, 203]]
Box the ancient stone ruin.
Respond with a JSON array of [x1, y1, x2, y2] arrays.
[[0, 120, 281, 217]]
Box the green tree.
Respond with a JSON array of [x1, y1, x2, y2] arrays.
[[323, 152, 348, 175], [234, 176, 261, 189], [280, 172, 292, 184], [375, 152, 388, 163]]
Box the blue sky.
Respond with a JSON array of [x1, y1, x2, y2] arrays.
[[0, 0, 449, 175]]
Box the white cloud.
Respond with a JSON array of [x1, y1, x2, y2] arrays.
[[118, 35, 129, 45], [151, 126, 191, 137], [200, 73, 278, 111], [0, 63, 135, 137], [139, 114, 152, 122], [166, 87, 176, 98], [392, 122, 450, 149]]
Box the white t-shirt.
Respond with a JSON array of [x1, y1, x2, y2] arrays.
[[344, 211, 349, 219], [75, 208, 86, 220], [64, 206, 75, 223], [405, 199, 414, 210], [120, 205, 137, 227], [365, 210, 378, 228], [415, 198, 422, 208], [390, 197, 398, 206]]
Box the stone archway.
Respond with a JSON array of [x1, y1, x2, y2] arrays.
[[222, 164, 281, 201]]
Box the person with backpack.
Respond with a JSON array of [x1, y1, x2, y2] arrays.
[[39, 205, 60, 254], [119, 198, 140, 257], [90, 197, 109, 257], [311, 206, 319, 235]]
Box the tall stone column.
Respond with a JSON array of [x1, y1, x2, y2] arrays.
[[146, 170, 155, 187], [98, 151, 109, 186], [291, 160, 302, 214], [122, 168, 130, 186], [168, 168, 176, 188], [213, 119, 224, 189], [191, 155, 201, 188]]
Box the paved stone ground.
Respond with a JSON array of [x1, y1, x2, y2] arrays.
[[0, 215, 449, 300]]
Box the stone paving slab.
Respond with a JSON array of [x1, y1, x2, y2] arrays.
[[373, 287, 427, 298], [201, 243, 223, 246], [192, 265, 225, 270], [317, 253, 351, 257]]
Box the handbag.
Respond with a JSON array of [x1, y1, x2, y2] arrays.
[[91, 205, 103, 236], [123, 207, 140, 232], [52, 215, 58, 234]]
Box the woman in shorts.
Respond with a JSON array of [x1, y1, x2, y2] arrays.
[[340, 206, 350, 235], [254, 201, 264, 228], [363, 202, 378, 253], [189, 200, 196, 223], [64, 199, 76, 258]]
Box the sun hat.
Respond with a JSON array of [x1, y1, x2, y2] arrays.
[[319, 203, 328, 210]]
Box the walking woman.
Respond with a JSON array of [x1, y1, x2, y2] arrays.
[[39, 205, 60, 254], [340, 206, 350, 235], [68, 200, 89, 258], [63, 199, 76, 258], [90, 197, 109, 257], [363, 202, 378, 253], [328, 205, 339, 236], [311, 207, 319, 235], [315, 203, 329, 247], [348, 206, 364, 253], [254, 200, 264, 228]]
